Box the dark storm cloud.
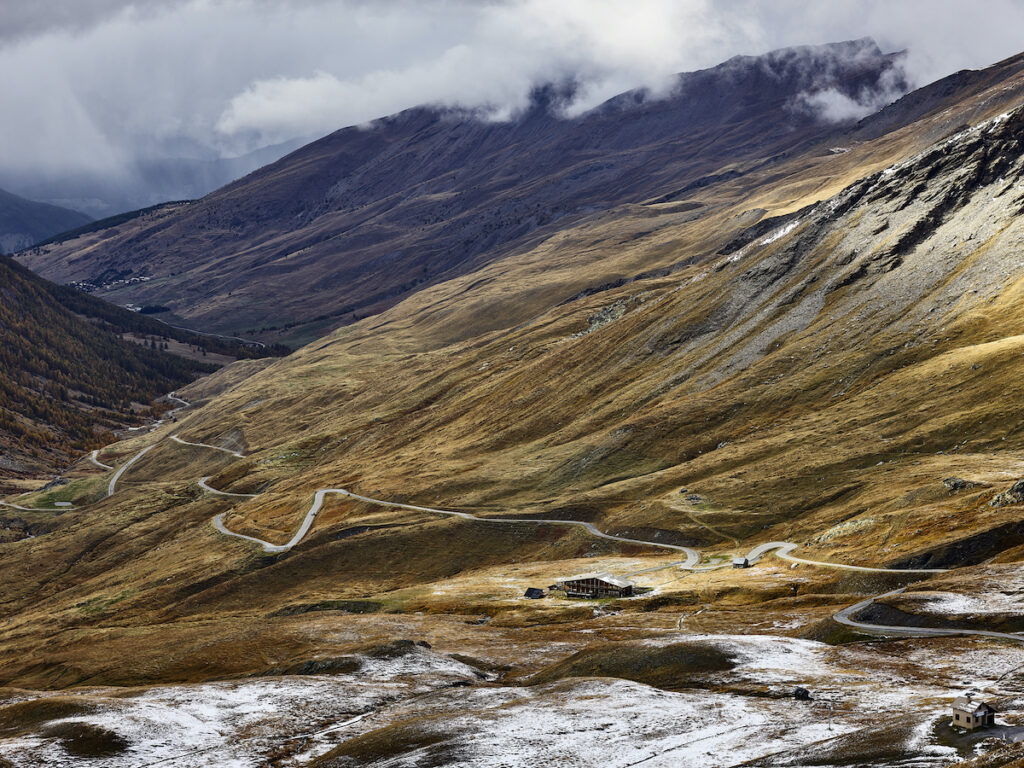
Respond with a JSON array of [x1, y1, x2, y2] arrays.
[[0, 0, 188, 42], [1, 0, 1023, 183]]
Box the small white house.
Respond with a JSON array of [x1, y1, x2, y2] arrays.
[[952, 695, 995, 730]]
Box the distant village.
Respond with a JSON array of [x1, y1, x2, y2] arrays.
[[69, 275, 151, 294]]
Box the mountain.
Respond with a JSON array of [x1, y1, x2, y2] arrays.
[[0, 187, 90, 254], [0, 256, 284, 488], [8, 43, 1024, 767], [119, 65, 1024, 558], [18, 39, 909, 347], [0, 256, 207, 485]]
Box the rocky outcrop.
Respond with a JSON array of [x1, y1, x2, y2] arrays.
[[0, 517, 51, 543], [990, 479, 1024, 507], [943, 477, 976, 492]]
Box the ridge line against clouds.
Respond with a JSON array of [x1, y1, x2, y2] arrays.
[[2, 0, 1024, 211]]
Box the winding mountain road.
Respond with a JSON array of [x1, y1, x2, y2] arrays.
[[198, 477, 258, 498], [166, 394, 190, 413], [0, 501, 75, 512], [834, 588, 1024, 644], [88, 450, 113, 471], [7, 390, 978, 644], [196, 477, 946, 577], [3, 413, 951, 582], [205, 481, 714, 560], [191, 446, 973, 643], [745, 542, 945, 574], [170, 434, 246, 458], [107, 444, 156, 497]]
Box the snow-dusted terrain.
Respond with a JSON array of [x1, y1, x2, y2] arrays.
[[5, 634, 1023, 767], [0, 648, 483, 767], [916, 590, 1024, 616]]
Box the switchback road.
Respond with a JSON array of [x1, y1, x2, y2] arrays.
[[7, 393, 974, 645]]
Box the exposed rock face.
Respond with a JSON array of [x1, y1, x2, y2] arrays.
[[0, 517, 51, 543], [574, 295, 649, 338], [38, 477, 70, 493], [990, 480, 1024, 507]]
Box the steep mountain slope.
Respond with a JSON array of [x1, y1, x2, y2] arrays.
[[152, 97, 1024, 562], [0, 256, 216, 486], [0, 187, 90, 254], [18, 39, 907, 346], [9, 46, 1024, 768]]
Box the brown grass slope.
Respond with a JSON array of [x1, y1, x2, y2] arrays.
[[7, 50, 1024, 690]]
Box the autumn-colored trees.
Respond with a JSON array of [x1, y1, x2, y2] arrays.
[[0, 256, 216, 464]]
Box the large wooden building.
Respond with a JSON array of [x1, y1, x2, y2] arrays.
[[559, 573, 635, 599]]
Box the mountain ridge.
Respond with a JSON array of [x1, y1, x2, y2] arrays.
[[18, 39, 907, 347]]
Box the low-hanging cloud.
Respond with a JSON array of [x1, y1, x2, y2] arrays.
[[215, 0, 755, 142], [3, 0, 1024, 206], [793, 57, 912, 123]]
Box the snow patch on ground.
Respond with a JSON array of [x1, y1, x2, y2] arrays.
[[0, 649, 479, 768], [641, 633, 833, 684], [420, 677, 854, 768], [6, 634, 1024, 766], [759, 219, 801, 246], [918, 591, 1024, 616]]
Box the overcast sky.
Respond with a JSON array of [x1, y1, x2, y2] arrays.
[[3, 0, 1024, 180]]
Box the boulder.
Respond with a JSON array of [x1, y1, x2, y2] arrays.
[[943, 477, 976, 492]]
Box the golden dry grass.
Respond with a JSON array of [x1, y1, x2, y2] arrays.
[[5, 57, 1024, 695]]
